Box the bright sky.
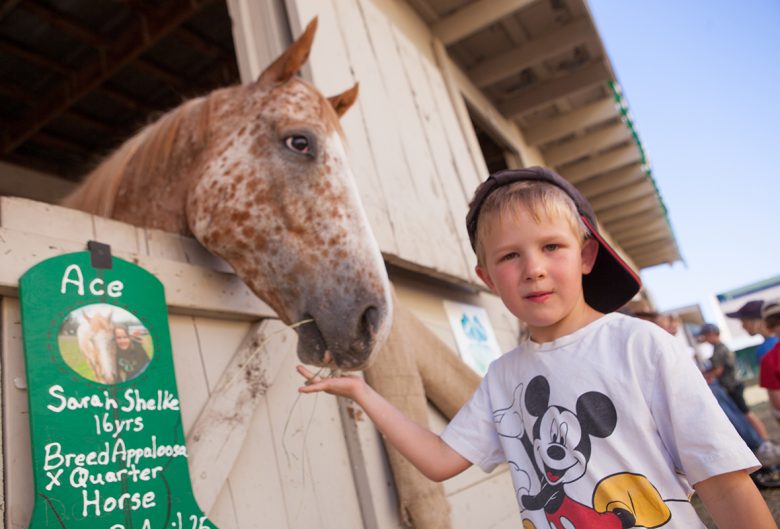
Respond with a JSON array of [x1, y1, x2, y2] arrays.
[[587, 0, 780, 320]]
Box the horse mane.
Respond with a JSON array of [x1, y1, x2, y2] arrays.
[[61, 94, 214, 217]]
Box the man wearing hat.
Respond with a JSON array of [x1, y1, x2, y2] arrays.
[[699, 322, 770, 441], [726, 300, 778, 363]]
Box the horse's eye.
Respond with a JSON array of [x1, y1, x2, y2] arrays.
[[284, 135, 311, 155]]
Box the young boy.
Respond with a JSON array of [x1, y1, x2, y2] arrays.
[[298, 167, 775, 528]]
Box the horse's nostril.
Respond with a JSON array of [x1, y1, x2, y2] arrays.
[[361, 306, 379, 335]]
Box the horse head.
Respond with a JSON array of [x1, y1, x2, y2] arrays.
[[78, 310, 119, 384], [66, 19, 392, 370]]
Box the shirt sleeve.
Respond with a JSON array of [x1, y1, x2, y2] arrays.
[[440, 374, 505, 472], [649, 337, 759, 485]]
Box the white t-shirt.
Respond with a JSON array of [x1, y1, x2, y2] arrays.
[[441, 313, 758, 529]]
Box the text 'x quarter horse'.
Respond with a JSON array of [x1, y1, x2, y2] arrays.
[[62, 19, 392, 370]]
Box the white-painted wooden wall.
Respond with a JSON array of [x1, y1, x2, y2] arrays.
[[0, 198, 520, 528], [284, 0, 489, 287], [0, 1, 532, 526]]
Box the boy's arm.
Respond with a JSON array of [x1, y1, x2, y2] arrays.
[[297, 365, 472, 482], [694, 470, 776, 528]]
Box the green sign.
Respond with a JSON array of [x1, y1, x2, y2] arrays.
[[20, 250, 216, 529]]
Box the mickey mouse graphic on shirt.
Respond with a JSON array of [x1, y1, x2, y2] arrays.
[[493, 375, 673, 529]]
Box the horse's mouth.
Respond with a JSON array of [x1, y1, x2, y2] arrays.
[[296, 314, 330, 366], [295, 313, 377, 370]]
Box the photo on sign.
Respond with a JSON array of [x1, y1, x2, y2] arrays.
[[443, 301, 502, 376], [57, 303, 154, 385]]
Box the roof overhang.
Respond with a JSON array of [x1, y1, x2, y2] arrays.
[[409, 0, 681, 270]]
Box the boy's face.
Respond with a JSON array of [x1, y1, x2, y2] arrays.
[[475, 205, 598, 342]]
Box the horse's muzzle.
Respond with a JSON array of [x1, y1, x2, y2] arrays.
[[295, 302, 390, 370]]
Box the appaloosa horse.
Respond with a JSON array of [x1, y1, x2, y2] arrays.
[[76, 310, 118, 384], [63, 19, 392, 370]]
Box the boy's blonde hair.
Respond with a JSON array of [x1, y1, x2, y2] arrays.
[[474, 181, 590, 266]]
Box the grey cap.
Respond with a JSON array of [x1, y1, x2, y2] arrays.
[[465, 166, 641, 314]]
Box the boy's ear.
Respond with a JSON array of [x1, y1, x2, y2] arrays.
[[475, 265, 497, 293], [581, 238, 599, 275]]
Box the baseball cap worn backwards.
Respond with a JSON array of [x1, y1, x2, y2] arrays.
[[725, 300, 764, 320], [466, 166, 641, 314]]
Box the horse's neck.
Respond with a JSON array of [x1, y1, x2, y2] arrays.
[[65, 96, 214, 235], [114, 97, 213, 234]]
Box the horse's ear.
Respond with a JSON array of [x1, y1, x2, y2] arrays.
[[328, 83, 359, 118], [257, 17, 318, 88]]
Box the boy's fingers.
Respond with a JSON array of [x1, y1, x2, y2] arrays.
[[296, 364, 317, 379]]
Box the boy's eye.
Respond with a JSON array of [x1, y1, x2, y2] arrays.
[[543, 243, 560, 252], [499, 252, 519, 262]]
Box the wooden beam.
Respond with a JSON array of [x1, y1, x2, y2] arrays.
[[544, 122, 632, 167], [0, 0, 23, 22], [0, 80, 35, 102], [175, 26, 229, 58], [558, 143, 640, 184], [20, 2, 111, 49], [439, 40, 526, 176], [63, 109, 113, 133], [612, 217, 670, 242], [620, 230, 674, 253], [0, 37, 71, 75], [1, 0, 216, 156], [471, 17, 593, 88], [500, 61, 611, 119], [226, 0, 290, 83], [522, 97, 618, 146], [32, 131, 91, 155], [602, 209, 665, 233], [98, 85, 158, 114], [433, 0, 534, 45], [135, 57, 189, 90], [634, 250, 679, 268], [627, 239, 679, 260], [577, 162, 643, 197], [0, 161, 76, 202], [596, 195, 659, 224], [589, 179, 656, 211]]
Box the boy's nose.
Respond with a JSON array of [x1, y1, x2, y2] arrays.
[[524, 256, 546, 280]]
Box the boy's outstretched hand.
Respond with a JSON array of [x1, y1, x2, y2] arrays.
[[296, 365, 366, 401], [295, 364, 472, 481]]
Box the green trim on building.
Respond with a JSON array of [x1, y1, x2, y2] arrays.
[[608, 81, 683, 263]]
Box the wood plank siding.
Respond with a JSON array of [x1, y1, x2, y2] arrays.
[[287, 0, 487, 286]]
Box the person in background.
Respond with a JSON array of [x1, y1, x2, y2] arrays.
[[699, 322, 770, 441], [759, 298, 780, 425], [726, 300, 778, 364], [639, 311, 780, 482]]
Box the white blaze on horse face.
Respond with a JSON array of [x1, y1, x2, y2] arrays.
[[186, 79, 392, 370], [77, 313, 118, 384]]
